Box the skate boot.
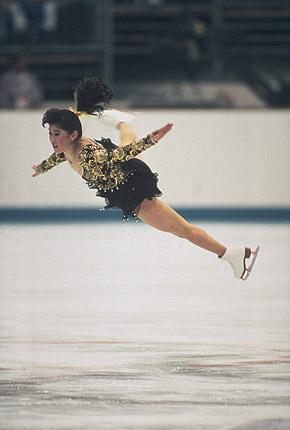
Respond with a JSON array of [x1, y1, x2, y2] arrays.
[[220, 246, 260, 280], [100, 109, 136, 127]]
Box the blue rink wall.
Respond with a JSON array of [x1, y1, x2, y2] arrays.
[[0, 109, 289, 223]]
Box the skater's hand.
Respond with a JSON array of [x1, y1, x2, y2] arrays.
[[152, 123, 173, 142], [32, 164, 41, 177]]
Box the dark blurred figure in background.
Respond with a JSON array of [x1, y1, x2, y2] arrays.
[[0, 0, 58, 44], [0, 55, 44, 109], [0, 0, 95, 45], [184, 15, 209, 79]]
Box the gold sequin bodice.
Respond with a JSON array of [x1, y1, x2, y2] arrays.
[[35, 134, 157, 192]]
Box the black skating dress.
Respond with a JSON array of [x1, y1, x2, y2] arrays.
[[35, 133, 162, 220]]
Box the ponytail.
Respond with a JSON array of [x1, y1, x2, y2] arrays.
[[42, 77, 114, 137], [73, 77, 113, 116]]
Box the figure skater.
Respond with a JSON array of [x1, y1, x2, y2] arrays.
[[32, 77, 259, 280]]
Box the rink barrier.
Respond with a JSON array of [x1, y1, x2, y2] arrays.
[[0, 206, 289, 224]]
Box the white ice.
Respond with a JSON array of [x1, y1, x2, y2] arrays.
[[0, 222, 290, 430]]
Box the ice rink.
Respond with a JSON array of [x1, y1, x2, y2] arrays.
[[0, 221, 289, 430]]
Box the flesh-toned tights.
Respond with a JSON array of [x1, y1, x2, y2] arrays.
[[118, 123, 226, 256]]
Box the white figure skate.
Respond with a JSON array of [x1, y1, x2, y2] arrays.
[[100, 109, 136, 127], [221, 246, 260, 280]]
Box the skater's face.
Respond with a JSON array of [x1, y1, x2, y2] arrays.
[[48, 124, 78, 152]]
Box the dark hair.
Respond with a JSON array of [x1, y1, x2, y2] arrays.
[[42, 108, 83, 137], [42, 77, 114, 137], [74, 76, 113, 114]]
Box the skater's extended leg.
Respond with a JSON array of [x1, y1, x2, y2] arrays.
[[138, 198, 226, 256], [118, 122, 137, 147], [118, 122, 143, 159]]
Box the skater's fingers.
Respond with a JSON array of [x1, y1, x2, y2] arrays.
[[152, 123, 173, 141], [32, 165, 40, 177], [155, 123, 173, 134], [163, 122, 173, 131]]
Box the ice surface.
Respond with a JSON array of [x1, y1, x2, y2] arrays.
[[0, 222, 289, 429]]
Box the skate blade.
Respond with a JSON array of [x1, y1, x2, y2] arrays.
[[241, 246, 260, 281]]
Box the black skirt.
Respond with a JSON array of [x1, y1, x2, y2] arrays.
[[89, 138, 162, 219]]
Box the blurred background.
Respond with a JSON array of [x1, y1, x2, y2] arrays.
[[0, 0, 289, 219], [0, 0, 290, 109], [1, 4, 290, 429]]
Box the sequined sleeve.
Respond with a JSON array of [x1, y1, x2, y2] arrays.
[[79, 134, 157, 167], [34, 152, 67, 174], [111, 133, 157, 162]]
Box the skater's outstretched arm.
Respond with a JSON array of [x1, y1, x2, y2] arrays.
[[32, 152, 67, 177], [111, 122, 173, 160], [80, 123, 173, 165]]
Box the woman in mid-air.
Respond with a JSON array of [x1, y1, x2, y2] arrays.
[[32, 77, 259, 281]]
